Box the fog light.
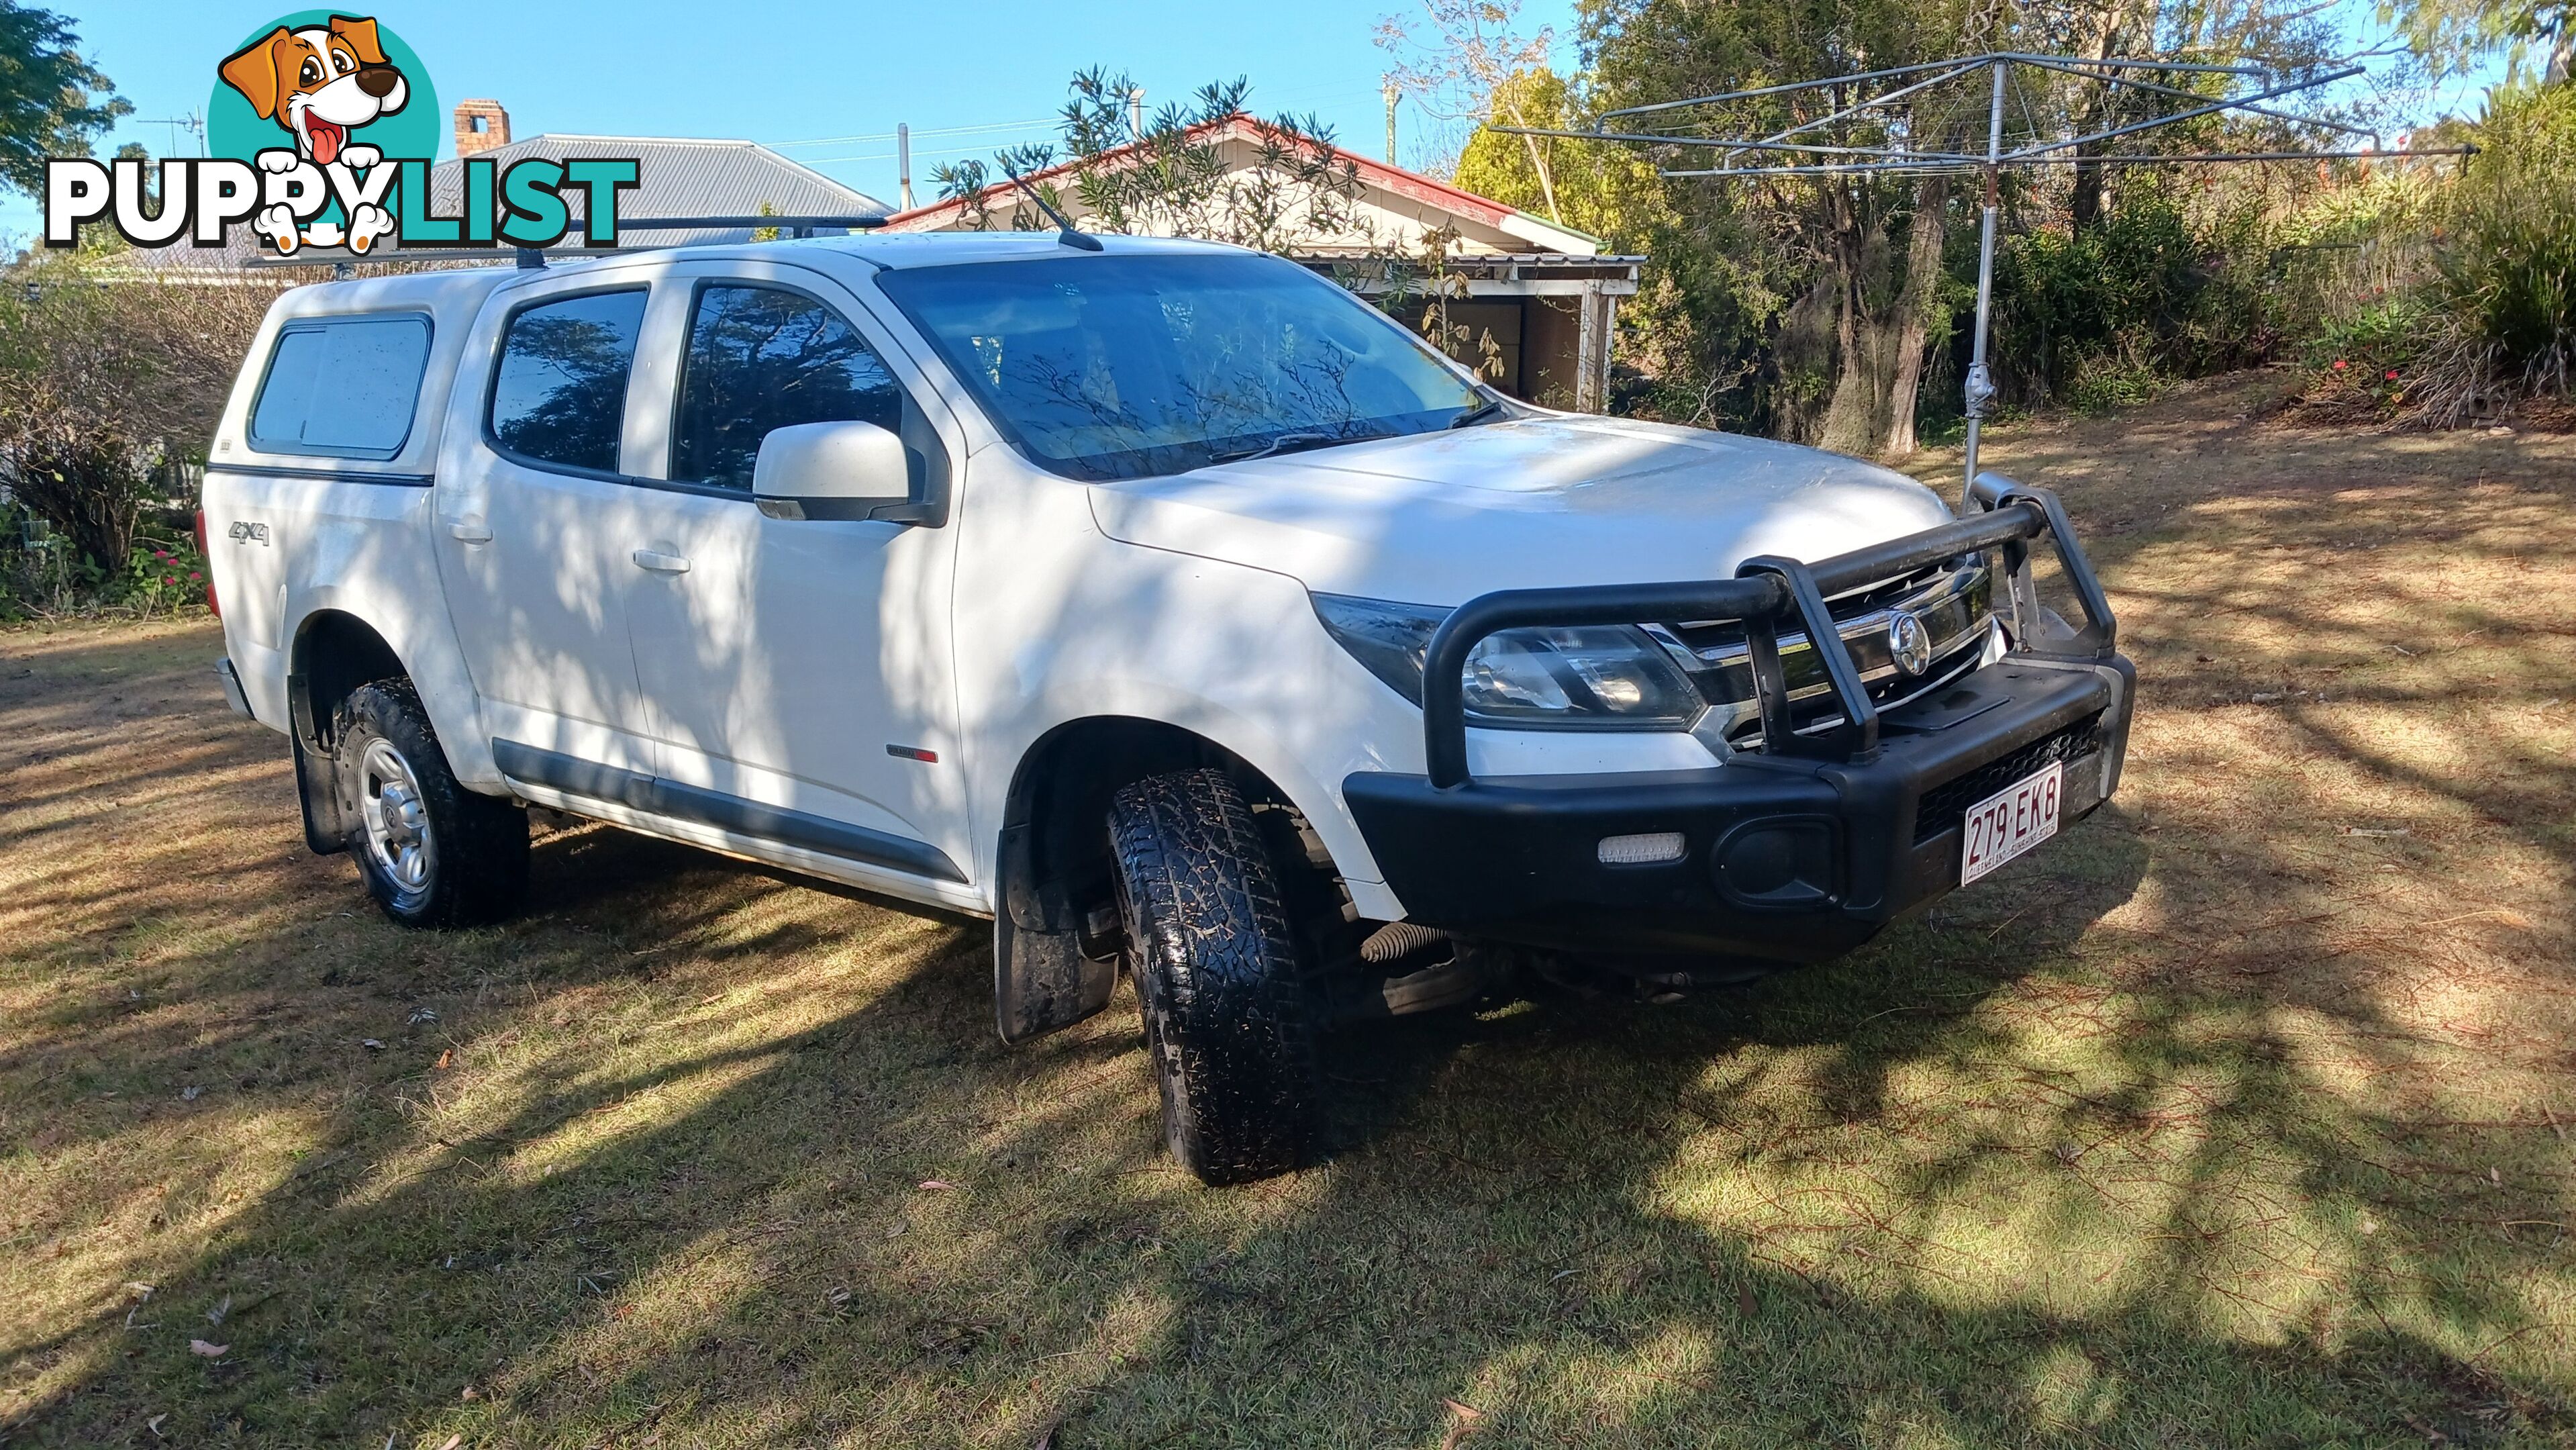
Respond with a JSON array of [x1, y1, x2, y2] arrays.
[[1597, 831, 1687, 865]]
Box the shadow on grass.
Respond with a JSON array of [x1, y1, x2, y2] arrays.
[[8, 784, 2568, 1447], [8, 401, 2576, 1445]]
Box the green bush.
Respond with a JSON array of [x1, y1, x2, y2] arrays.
[[2437, 84, 2576, 397], [0, 501, 206, 623], [1987, 181, 2289, 408], [2063, 346, 2169, 414], [113, 532, 208, 616], [2293, 298, 2432, 418]]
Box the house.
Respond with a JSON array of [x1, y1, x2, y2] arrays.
[[879, 115, 1642, 411], [138, 101, 890, 269], [424, 100, 891, 250]]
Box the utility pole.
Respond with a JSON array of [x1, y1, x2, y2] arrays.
[[1130, 88, 1147, 140], [1384, 79, 1400, 162], [897, 122, 913, 210]]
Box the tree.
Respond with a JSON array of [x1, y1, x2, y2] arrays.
[[934, 70, 1367, 253], [0, 1, 130, 197], [2379, 0, 2570, 82], [1452, 68, 1665, 244], [0, 252, 281, 568], [1376, 0, 1564, 211], [1581, 0, 1995, 452]]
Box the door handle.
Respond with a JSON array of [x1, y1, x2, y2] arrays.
[[632, 548, 691, 574], [448, 518, 492, 544]]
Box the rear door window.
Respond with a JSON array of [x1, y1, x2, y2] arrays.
[[488, 289, 649, 475], [670, 285, 905, 489], [249, 314, 431, 458]]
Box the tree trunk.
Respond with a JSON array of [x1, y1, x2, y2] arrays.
[[2067, 2, 2136, 234], [1881, 175, 1950, 456], [11, 442, 144, 571], [1501, 95, 1563, 223], [1816, 185, 1889, 455]]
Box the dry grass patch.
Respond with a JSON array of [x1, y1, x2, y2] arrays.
[[3, 377, 2573, 1447]]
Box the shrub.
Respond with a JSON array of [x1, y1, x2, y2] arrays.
[[1989, 182, 2275, 408], [2416, 85, 2576, 419], [0, 250, 278, 577]]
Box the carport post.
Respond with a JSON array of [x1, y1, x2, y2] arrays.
[[1575, 279, 1613, 413]]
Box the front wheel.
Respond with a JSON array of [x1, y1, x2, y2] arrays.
[[333, 680, 528, 928], [1108, 769, 1322, 1185]]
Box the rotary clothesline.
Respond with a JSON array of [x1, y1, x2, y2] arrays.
[[1497, 52, 2473, 499]]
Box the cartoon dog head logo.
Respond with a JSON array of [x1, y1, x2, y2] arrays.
[[215, 13, 419, 254], [219, 17, 408, 168]]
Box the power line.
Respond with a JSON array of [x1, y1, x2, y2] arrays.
[[764, 117, 1059, 148]]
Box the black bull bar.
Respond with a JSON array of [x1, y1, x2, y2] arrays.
[[1340, 474, 2134, 961], [1416, 474, 2119, 787]]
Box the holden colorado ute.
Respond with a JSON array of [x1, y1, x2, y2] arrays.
[[201, 231, 2134, 1183]]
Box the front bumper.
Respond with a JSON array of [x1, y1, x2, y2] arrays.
[[1345, 652, 2133, 959], [1340, 473, 2136, 962]]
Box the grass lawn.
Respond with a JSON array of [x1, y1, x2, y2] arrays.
[[3, 373, 2573, 1448]]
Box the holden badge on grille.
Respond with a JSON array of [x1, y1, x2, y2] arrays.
[[1888, 611, 1932, 677]]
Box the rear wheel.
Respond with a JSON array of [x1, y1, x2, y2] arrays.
[[1108, 769, 1322, 1184], [333, 680, 528, 928]]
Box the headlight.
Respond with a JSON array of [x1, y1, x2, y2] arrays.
[[1310, 592, 1701, 729]]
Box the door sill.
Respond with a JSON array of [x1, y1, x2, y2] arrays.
[[493, 738, 968, 885]]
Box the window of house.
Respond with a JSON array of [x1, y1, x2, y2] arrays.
[[671, 285, 904, 490], [488, 289, 648, 475], [249, 314, 431, 458]]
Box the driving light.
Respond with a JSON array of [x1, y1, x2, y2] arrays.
[[1597, 832, 1687, 865], [1311, 593, 1701, 730]]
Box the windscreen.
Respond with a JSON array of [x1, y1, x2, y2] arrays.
[[876, 252, 1485, 481]]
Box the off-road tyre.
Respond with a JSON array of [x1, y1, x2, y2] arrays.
[[1109, 769, 1322, 1184], [332, 680, 528, 928]]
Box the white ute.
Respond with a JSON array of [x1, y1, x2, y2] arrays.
[[204, 231, 2134, 1183]]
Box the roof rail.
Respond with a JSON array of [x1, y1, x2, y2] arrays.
[[238, 213, 891, 271]]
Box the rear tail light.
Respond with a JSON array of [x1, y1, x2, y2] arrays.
[[193, 510, 219, 616]]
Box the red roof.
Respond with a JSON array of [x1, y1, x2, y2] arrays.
[[878, 114, 1524, 232]]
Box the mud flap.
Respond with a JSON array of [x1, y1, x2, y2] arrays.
[[288, 671, 349, 856], [993, 822, 1114, 1043], [294, 732, 350, 856]]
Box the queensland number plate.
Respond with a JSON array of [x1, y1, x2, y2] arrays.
[[1959, 761, 2063, 885]]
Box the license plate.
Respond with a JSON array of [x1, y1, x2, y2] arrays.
[[1959, 761, 2063, 885]]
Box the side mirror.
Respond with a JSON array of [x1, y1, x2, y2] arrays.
[[752, 420, 940, 524]]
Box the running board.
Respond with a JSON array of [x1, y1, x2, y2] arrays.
[[491, 740, 967, 884]]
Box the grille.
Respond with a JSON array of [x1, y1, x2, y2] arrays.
[[1672, 558, 1995, 743], [1666, 561, 1954, 659], [1910, 711, 2104, 845]]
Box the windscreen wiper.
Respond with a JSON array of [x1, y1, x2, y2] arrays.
[[1447, 395, 1509, 429], [1207, 432, 1339, 465]]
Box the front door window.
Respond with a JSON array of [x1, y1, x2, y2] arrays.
[[670, 285, 906, 489]]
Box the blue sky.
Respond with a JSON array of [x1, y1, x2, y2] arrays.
[[3, 0, 2501, 246], [1, 0, 1582, 244]]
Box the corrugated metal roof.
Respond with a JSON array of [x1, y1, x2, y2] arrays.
[[137, 135, 889, 269], [431, 135, 889, 248]]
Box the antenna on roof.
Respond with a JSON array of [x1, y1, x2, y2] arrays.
[[1002, 166, 1103, 252]]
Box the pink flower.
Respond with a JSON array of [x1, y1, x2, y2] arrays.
[[2385, 369, 2399, 380], [2332, 359, 2349, 371], [162, 575, 176, 585], [189, 571, 203, 581]]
